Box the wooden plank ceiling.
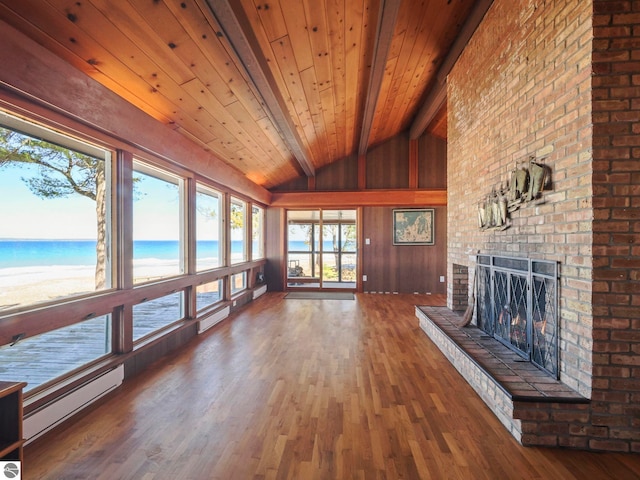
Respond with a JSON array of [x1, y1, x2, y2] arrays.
[[0, 0, 477, 190]]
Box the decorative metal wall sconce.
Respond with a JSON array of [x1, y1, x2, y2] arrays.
[[478, 157, 551, 231]]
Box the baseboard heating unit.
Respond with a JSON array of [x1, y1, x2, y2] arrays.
[[198, 305, 230, 334], [24, 364, 124, 444], [253, 284, 267, 299]]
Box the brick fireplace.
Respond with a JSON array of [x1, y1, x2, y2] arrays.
[[476, 255, 559, 378], [416, 305, 589, 447], [441, 0, 639, 452]]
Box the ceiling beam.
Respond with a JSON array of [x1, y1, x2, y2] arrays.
[[271, 189, 447, 208], [409, 83, 447, 140], [358, 0, 403, 156], [203, 0, 316, 177], [410, 0, 495, 139]]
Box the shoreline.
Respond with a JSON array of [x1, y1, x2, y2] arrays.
[[0, 262, 184, 311], [0, 252, 238, 311]]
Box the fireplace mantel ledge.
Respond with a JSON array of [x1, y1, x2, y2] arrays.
[[416, 306, 591, 446], [416, 306, 587, 402]]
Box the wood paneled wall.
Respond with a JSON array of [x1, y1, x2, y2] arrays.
[[418, 134, 447, 189], [265, 207, 285, 292], [362, 206, 447, 294], [315, 153, 358, 191], [272, 131, 444, 192], [366, 132, 410, 189], [267, 130, 447, 293]]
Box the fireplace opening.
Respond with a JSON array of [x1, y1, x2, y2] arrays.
[[476, 255, 559, 378]]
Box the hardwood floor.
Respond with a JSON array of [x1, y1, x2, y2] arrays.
[[25, 293, 640, 479]]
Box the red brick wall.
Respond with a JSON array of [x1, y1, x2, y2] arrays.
[[447, 0, 640, 452], [448, 0, 594, 394], [592, 0, 640, 453]]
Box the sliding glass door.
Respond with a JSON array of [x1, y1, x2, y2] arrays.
[[287, 209, 357, 290]]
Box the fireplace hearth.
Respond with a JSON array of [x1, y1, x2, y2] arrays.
[[476, 255, 558, 378]]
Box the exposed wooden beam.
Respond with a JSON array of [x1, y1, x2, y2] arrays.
[[409, 84, 447, 140], [358, 0, 403, 156], [203, 0, 315, 177], [409, 138, 419, 189], [358, 154, 367, 190], [271, 189, 447, 208], [307, 176, 316, 191], [436, 0, 496, 85], [410, 0, 495, 139]]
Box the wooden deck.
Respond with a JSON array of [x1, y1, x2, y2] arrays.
[[0, 297, 185, 390], [24, 293, 640, 479]]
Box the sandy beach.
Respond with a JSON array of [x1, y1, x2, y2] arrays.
[[0, 261, 184, 312]]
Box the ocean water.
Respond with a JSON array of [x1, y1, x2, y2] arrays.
[[0, 239, 353, 269], [0, 240, 241, 269]]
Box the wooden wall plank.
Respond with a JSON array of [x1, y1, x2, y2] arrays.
[[362, 206, 447, 294], [366, 132, 409, 189], [315, 154, 358, 191], [409, 138, 418, 189], [358, 154, 367, 189], [418, 133, 447, 189], [265, 207, 285, 291], [270, 175, 309, 192]]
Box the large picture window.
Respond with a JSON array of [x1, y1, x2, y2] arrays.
[[132, 161, 183, 283], [196, 184, 223, 271], [0, 107, 267, 411], [0, 314, 112, 392], [252, 205, 265, 260], [230, 272, 247, 295], [230, 196, 247, 265], [133, 292, 184, 341], [0, 111, 112, 311], [196, 279, 223, 312]]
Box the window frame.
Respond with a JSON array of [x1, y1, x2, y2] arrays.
[[131, 159, 186, 285], [0, 104, 268, 407], [251, 204, 265, 261], [230, 271, 247, 296], [0, 109, 115, 312], [195, 183, 224, 272], [229, 196, 248, 265]]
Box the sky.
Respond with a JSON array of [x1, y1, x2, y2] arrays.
[[0, 165, 98, 239], [0, 163, 189, 240]]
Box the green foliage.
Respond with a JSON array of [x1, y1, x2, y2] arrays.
[[0, 126, 102, 201], [230, 201, 245, 230]]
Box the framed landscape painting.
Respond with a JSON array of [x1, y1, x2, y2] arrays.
[[393, 208, 434, 245]]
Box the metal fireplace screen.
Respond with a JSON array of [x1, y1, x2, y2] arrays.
[[476, 255, 558, 378]]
